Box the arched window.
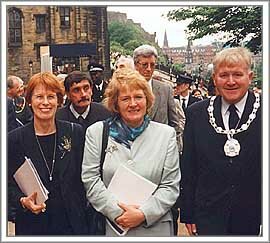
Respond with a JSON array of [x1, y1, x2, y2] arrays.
[[8, 8, 22, 46]]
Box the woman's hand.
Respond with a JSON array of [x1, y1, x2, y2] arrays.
[[185, 223, 198, 236], [20, 192, 46, 215], [115, 202, 145, 229]]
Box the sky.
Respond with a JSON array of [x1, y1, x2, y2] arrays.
[[107, 6, 216, 48]]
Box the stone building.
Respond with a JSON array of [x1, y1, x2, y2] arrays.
[[7, 6, 110, 82], [162, 30, 219, 76]]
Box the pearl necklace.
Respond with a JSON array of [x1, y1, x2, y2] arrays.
[[207, 92, 260, 157], [35, 133, 57, 181]]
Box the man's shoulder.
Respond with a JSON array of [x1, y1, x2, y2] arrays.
[[152, 79, 172, 89], [188, 98, 209, 113], [91, 102, 111, 115]]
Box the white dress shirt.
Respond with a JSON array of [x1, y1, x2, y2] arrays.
[[221, 91, 248, 130]]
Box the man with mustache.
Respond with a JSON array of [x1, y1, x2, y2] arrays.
[[56, 71, 111, 133]]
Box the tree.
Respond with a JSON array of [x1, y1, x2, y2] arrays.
[[108, 21, 144, 47], [166, 6, 262, 53], [123, 40, 144, 56], [110, 41, 124, 54], [172, 63, 185, 73]]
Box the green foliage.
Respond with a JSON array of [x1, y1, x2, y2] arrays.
[[108, 20, 164, 58], [172, 63, 185, 73], [110, 41, 125, 54], [253, 61, 262, 88], [166, 6, 262, 54], [109, 21, 139, 46], [123, 40, 144, 56]]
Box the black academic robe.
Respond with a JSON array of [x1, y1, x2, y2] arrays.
[[180, 91, 261, 235]]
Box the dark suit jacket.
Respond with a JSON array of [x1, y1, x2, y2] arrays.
[[92, 82, 107, 103], [8, 120, 89, 235], [14, 96, 33, 125], [56, 102, 111, 134], [180, 91, 261, 232], [187, 95, 201, 107], [177, 94, 201, 115], [8, 98, 18, 132]]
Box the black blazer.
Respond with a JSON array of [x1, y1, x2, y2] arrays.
[[8, 120, 89, 235], [56, 102, 111, 133], [8, 98, 18, 132], [92, 82, 107, 103], [180, 91, 261, 229]]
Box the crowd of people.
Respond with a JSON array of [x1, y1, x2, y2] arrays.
[[7, 45, 262, 237]]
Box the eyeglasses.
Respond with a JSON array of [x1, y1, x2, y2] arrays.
[[136, 62, 156, 69]]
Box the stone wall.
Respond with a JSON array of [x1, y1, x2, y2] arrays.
[[7, 6, 110, 82]]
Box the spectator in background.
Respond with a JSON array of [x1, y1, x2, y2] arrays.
[[191, 89, 203, 100], [115, 56, 135, 69], [88, 63, 107, 102], [7, 75, 33, 125], [7, 75, 24, 99], [174, 74, 201, 114], [207, 77, 219, 97]]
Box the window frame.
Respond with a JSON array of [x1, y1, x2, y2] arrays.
[[35, 14, 46, 33], [59, 7, 71, 28], [8, 8, 22, 47]]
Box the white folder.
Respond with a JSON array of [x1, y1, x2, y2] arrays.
[[107, 164, 158, 236], [13, 157, 49, 205]]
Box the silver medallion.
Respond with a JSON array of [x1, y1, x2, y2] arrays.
[[224, 138, 241, 157]]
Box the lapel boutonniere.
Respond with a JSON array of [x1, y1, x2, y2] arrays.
[[105, 144, 118, 154], [58, 135, 72, 159]]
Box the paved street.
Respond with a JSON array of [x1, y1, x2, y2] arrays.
[[8, 219, 189, 236]]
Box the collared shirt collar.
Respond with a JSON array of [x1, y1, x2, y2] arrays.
[[69, 103, 90, 119], [180, 93, 190, 107], [221, 91, 248, 130], [95, 80, 104, 91], [221, 91, 248, 118], [147, 79, 153, 91]]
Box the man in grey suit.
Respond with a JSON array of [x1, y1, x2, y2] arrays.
[[133, 44, 185, 235]]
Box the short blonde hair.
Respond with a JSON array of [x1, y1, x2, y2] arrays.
[[213, 47, 252, 73], [25, 72, 65, 105], [103, 68, 154, 114]]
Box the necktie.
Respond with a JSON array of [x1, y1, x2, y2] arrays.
[[78, 116, 84, 126], [181, 98, 186, 111], [228, 104, 239, 129]]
